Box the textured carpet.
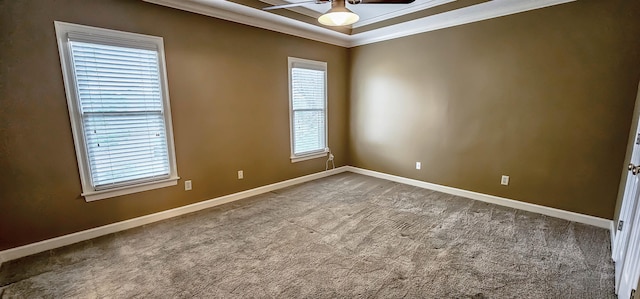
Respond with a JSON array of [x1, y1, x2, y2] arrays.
[[0, 173, 614, 298]]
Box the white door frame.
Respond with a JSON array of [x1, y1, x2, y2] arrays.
[[613, 150, 640, 263], [614, 83, 640, 261], [618, 194, 640, 298], [614, 82, 640, 296], [614, 132, 640, 291]]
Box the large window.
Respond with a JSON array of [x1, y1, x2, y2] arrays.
[[55, 21, 178, 201], [288, 57, 328, 162]]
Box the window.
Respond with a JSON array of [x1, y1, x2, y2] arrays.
[[55, 21, 178, 201], [288, 57, 328, 162]]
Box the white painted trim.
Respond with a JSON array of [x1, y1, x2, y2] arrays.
[[611, 220, 617, 256], [351, 0, 455, 28], [349, 0, 577, 46], [143, 0, 576, 48], [143, 0, 351, 47], [1, 165, 614, 264], [0, 167, 348, 264], [346, 166, 613, 229], [54, 21, 180, 202], [288, 57, 329, 164], [83, 177, 179, 202], [260, 0, 324, 20], [291, 151, 328, 163], [259, 0, 456, 29]]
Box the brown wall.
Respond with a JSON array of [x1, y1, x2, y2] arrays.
[[349, 0, 640, 219], [0, 0, 349, 250], [2, 0, 640, 252]]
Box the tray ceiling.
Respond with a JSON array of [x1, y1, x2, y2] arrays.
[[143, 0, 577, 47]]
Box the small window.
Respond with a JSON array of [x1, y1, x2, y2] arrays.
[[288, 57, 328, 163], [55, 21, 178, 201]]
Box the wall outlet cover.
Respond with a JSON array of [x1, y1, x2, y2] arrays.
[[501, 175, 509, 186]]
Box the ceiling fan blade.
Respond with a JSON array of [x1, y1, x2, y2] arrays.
[[348, 0, 415, 4], [263, 0, 326, 10]]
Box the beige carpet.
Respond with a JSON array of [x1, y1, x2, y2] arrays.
[[0, 173, 614, 298]]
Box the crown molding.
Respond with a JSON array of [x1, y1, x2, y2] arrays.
[[352, 0, 455, 28], [144, 0, 351, 47], [350, 0, 577, 46], [258, 0, 456, 29], [260, 0, 324, 19], [143, 0, 577, 48]]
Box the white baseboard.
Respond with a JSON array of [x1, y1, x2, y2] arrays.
[[346, 166, 613, 229], [1, 165, 615, 264], [0, 167, 349, 264]]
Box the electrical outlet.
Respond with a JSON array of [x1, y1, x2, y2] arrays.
[[501, 175, 509, 186], [416, 162, 421, 170], [238, 170, 244, 179], [185, 180, 192, 191]]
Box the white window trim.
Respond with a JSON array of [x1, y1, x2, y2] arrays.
[[54, 21, 179, 202], [288, 57, 329, 163]]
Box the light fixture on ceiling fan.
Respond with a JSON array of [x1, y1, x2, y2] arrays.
[[263, 0, 416, 27], [318, 0, 359, 26]]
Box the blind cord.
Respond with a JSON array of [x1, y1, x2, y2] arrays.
[[326, 149, 335, 171]]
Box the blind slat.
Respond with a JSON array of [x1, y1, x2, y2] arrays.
[[90, 160, 168, 174]]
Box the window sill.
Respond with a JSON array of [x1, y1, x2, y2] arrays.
[[291, 151, 328, 163], [82, 177, 179, 202]]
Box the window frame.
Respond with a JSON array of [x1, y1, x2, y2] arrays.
[[287, 57, 329, 163], [54, 21, 179, 202]]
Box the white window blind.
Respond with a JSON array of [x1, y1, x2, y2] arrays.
[[289, 58, 327, 160], [55, 21, 178, 201], [69, 41, 170, 189]]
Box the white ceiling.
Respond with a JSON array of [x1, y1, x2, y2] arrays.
[[143, 0, 577, 47]]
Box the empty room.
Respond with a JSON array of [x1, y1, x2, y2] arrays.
[[1, 0, 640, 297]]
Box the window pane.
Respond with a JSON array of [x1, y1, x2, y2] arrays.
[[291, 68, 325, 110], [83, 113, 169, 186], [70, 41, 170, 188], [293, 110, 325, 155], [71, 41, 162, 113]]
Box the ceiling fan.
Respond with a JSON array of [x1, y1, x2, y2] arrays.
[[263, 0, 416, 27]]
